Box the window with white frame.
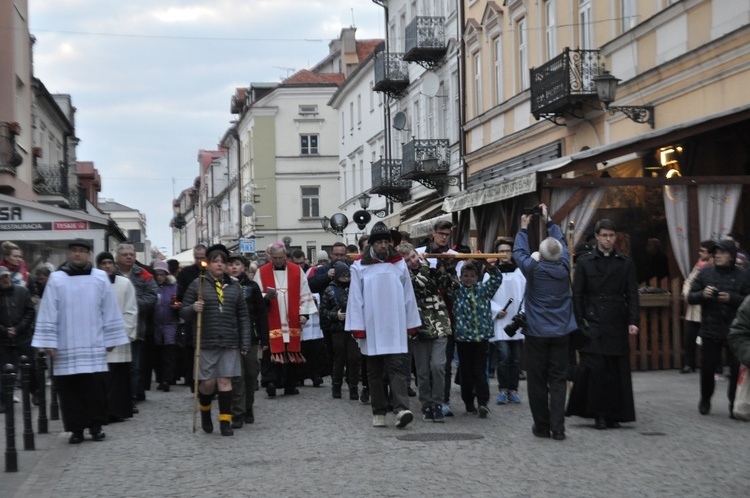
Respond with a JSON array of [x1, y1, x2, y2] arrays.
[[359, 159, 364, 192], [369, 82, 375, 111], [517, 17, 529, 90], [428, 95, 435, 138], [438, 81, 447, 139], [545, 0, 557, 60], [473, 51, 483, 115], [349, 102, 354, 133], [341, 112, 345, 139], [621, 0, 636, 33], [300, 134, 319, 155], [357, 94, 362, 126], [413, 99, 422, 138], [579, 0, 593, 50], [452, 70, 459, 140], [492, 35, 503, 106], [301, 186, 320, 218]]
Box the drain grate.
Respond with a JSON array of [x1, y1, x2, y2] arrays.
[[639, 432, 667, 436], [396, 433, 484, 441]]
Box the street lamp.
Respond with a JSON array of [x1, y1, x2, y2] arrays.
[[357, 193, 388, 218], [593, 71, 654, 128]]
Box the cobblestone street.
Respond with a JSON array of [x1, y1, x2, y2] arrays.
[[4, 370, 750, 497]]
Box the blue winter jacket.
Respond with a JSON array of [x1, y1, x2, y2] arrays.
[[513, 222, 578, 338]]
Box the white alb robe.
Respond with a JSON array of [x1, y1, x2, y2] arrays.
[[346, 258, 421, 356], [301, 293, 324, 341], [33, 268, 129, 375], [487, 267, 527, 341], [107, 275, 139, 363]]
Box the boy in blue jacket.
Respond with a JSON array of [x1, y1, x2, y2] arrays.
[[448, 259, 502, 417]]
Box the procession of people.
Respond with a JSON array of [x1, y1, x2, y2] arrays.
[[3, 208, 750, 443]]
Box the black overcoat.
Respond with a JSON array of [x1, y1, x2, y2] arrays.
[[572, 250, 639, 356]]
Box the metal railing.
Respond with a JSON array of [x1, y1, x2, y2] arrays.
[[33, 163, 69, 197], [373, 52, 409, 94], [405, 16, 446, 54], [530, 48, 604, 118], [401, 139, 450, 179]]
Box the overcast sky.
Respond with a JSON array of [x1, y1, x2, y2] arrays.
[[29, 0, 384, 256]]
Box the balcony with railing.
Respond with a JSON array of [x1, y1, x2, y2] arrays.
[[530, 48, 605, 123], [371, 158, 411, 203], [401, 139, 456, 189], [373, 52, 409, 97], [403, 17, 447, 67], [33, 163, 70, 205]]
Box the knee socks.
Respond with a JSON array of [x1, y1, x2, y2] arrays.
[[218, 391, 232, 423], [199, 392, 212, 412]]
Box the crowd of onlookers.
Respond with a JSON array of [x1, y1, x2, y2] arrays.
[[2, 214, 750, 440]]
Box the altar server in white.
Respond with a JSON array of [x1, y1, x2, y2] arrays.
[[346, 222, 421, 429], [33, 239, 128, 444]]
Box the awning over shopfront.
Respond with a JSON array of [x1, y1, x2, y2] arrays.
[[172, 248, 196, 267], [443, 103, 750, 214], [409, 213, 452, 238], [0, 193, 121, 268], [442, 157, 571, 213]]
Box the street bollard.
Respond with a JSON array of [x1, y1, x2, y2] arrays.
[[19, 356, 35, 451], [49, 358, 59, 421], [3, 364, 18, 472], [36, 352, 48, 434]]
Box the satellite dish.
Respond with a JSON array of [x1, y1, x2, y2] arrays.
[[393, 111, 407, 131], [422, 72, 440, 97], [221, 199, 230, 211], [241, 203, 255, 216]]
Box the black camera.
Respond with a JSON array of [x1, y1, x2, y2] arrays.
[[504, 311, 526, 337], [522, 205, 543, 216]]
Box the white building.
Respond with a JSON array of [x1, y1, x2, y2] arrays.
[[229, 29, 381, 261], [98, 199, 151, 263], [366, 0, 464, 242]]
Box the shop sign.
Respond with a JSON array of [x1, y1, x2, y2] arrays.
[[54, 221, 88, 230], [0, 222, 53, 231]]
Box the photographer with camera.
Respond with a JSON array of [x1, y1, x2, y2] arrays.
[[513, 204, 578, 440], [687, 239, 750, 417], [487, 237, 527, 405]]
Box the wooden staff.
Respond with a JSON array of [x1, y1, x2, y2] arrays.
[[192, 262, 208, 433], [422, 253, 507, 259]]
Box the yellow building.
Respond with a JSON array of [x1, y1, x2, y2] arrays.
[[453, 0, 750, 370]]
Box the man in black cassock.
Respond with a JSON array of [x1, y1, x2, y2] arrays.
[[567, 219, 639, 430]]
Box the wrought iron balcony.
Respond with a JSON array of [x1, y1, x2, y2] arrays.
[[0, 122, 23, 174], [371, 158, 411, 203], [404, 17, 447, 68], [33, 163, 69, 198], [401, 139, 457, 189], [373, 52, 409, 98], [530, 48, 605, 124]]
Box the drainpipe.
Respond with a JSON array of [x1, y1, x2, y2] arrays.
[[373, 0, 392, 217]]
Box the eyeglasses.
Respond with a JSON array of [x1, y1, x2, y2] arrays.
[[434, 232, 451, 238], [69, 247, 90, 254], [497, 249, 511, 253]]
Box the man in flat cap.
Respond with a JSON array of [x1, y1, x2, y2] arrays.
[[33, 239, 128, 444]]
